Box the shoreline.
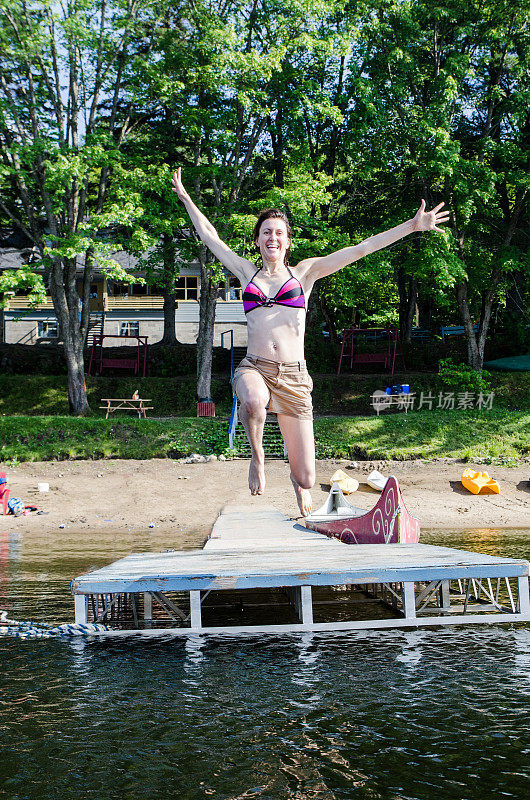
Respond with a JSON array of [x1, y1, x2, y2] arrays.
[[1, 458, 528, 547]]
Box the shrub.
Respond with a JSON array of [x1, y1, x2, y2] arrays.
[[438, 358, 492, 394]]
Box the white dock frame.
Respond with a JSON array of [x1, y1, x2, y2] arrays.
[[71, 507, 530, 636]]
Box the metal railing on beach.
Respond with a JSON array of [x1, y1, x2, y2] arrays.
[[220, 328, 234, 377]]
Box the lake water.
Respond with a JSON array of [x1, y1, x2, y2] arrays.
[[1, 527, 530, 799]]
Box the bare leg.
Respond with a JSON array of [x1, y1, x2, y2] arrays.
[[235, 371, 270, 495], [277, 415, 315, 517]]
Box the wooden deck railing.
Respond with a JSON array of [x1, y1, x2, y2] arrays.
[[107, 297, 164, 308], [7, 296, 166, 310], [8, 298, 55, 309]]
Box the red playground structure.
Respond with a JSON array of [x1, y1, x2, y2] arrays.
[[337, 328, 405, 375], [87, 333, 148, 377]]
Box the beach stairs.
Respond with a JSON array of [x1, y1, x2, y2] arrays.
[[232, 345, 247, 365], [231, 412, 286, 458], [226, 340, 286, 458], [85, 311, 105, 347]]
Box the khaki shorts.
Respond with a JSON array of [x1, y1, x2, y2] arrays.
[[232, 354, 313, 421]]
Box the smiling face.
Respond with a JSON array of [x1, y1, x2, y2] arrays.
[[255, 217, 291, 266]]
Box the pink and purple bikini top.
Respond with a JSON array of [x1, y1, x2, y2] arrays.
[[242, 267, 305, 314]]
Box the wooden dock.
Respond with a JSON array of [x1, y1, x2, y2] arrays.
[[71, 506, 530, 635]]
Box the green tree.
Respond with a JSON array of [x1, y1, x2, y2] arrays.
[[0, 0, 152, 412], [339, 0, 529, 365], [158, 0, 338, 398]]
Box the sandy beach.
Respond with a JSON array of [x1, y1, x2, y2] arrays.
[[2, 457, 529, 546]]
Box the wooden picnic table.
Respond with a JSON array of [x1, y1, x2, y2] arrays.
[[371, 393, 416, 416], [100, 398, 153, 419]]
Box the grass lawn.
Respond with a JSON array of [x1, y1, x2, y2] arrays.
[[1, 409, 528, 464], [0, 371, 528, 417], [1, 370, 527, 463]]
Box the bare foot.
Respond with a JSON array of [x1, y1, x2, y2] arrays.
[[249, 452, 265, 495], [290, 473, 312, 517]]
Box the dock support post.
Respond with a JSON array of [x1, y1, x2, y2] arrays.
[[74, 594, 88, 624], [518, 576, 530, 617], [301, 585, 313, 626], [440, 581, 451, 614], [143, 592, 152, 621], [403, 582, 416, 622], [190, 590, 202, 629]]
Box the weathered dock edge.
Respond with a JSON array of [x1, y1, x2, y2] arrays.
[[71, 507, 530, 635]]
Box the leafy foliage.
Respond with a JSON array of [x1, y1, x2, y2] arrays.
[[438, 358, 492, 393]]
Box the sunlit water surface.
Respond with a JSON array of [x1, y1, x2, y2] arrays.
[[1, 527, 529, 800]]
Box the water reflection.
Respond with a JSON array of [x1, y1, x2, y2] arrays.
[[395, 630, 423, 668], [0, 528, 529, 799]]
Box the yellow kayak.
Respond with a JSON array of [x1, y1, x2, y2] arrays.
[[461, 469, 500, 495], [330, 469, 359, 494]]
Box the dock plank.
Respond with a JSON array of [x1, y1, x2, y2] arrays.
[[72, 542, 529, 594], [204, 505, 339, 551]]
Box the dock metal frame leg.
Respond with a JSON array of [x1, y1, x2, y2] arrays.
[[144, 592, 153, 624], [403, 583, 416, 622], [519, 576, 530, 615], [300, 585, 313, 626], [190, 590, 202, 629], [74, 594, 88, 624], [440, 580, 451, 614], [286, 585, 313, 626]]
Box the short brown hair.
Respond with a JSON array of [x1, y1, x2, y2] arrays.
[[253, 208, 292, 265]]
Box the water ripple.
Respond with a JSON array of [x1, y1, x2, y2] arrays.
[[1, 529, 530, 798]]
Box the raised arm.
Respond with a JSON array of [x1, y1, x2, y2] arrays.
[[171, 168, 252, 281], [297, 200, 450, 284]]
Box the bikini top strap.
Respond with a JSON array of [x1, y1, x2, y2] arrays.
[[246, 267, 262, 288]]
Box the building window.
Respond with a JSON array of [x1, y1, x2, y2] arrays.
[[38, 320, 58, 338], [175, 276, 199, 300], [227, 276, 241, 300], [119, 321, 140, 337], [131, 283, 148, 296], [216, 277, 242, 301], [110, 282, 130, 297]]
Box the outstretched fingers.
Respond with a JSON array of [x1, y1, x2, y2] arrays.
[[171, 168, 181, 191], [433, 213, 451, 231], [171, 167, 190, 202]]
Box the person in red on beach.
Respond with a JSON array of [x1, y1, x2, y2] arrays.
[[172, 168, 450, 516]]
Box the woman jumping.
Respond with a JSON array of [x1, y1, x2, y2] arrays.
[[172, 168, 450, 516]]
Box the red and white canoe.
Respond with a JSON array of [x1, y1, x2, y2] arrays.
[[305, 475, 420, 544]]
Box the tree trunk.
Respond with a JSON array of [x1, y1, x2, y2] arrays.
[[160, 235, 178, 344], [65, 341, 89, 415], [417, 290, 434, 330], [455, 281, 492, 371], [161, 286, 177, 344], [506, 268, 526, 317], [397, 268, 417, 342], [50, 256, 90, 415], [317, 284, 338, 343], [196, 259, 217, 401], [404, 277, 418, 342], [269, 109, 284, 188], [63, 311, 89, 415]]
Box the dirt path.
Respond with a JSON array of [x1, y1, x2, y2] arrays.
[[2, 458, 529, 547]]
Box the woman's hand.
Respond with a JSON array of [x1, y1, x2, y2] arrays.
[[412, 199, 451, 232], [171, 167, 189, 202]]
